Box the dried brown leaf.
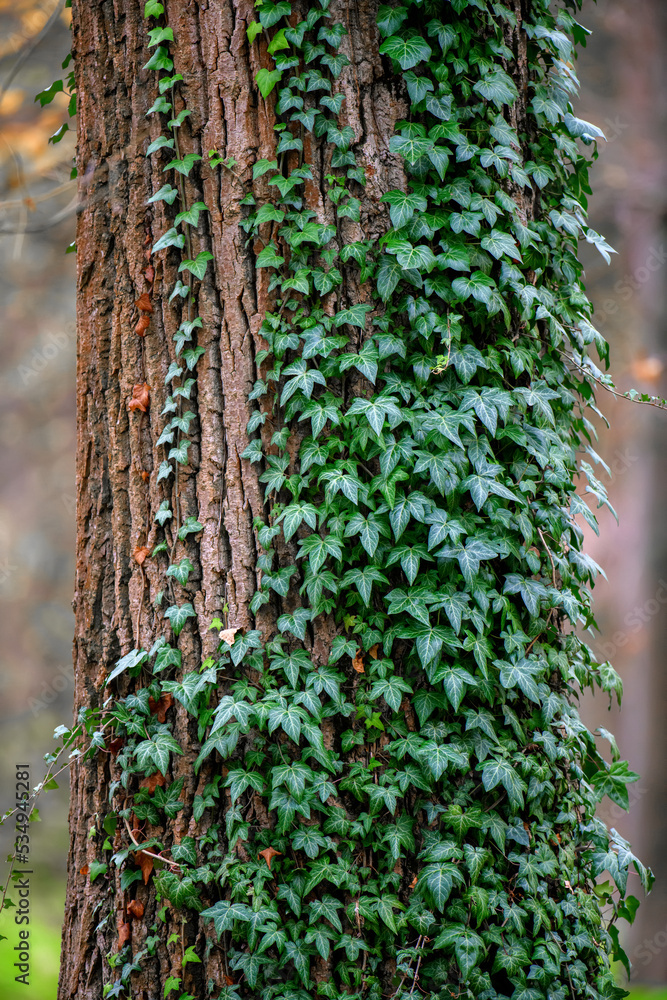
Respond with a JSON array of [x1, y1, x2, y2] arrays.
[[258, 846, 282, 870], [135, 314, 150, 337], [117, 919, 131, 949], [128, 383, 150, 413], [219, 627, 240, 646], [352, 649, 365, 673], [127, 899, 144, 920], [134, 849, 154, 885], [139, 772, 165, 793], [133, 545, 151, 566], [148, 692, 173, 723]]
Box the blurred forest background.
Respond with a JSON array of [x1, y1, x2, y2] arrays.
[[0, 1, 665, 997]]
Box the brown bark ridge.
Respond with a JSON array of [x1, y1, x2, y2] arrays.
[[59, 1, 407, 996]]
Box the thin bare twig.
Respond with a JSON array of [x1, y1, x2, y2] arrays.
[[123, 816, 182, 871]]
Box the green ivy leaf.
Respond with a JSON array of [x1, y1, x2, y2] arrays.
[[152, 227, 185, 254], [480, 758, 526, 808], [143, 46, 173, 72], [106, 649, 148, 686], [201, 900, 254, 938], [166, 558, 194, 586], [147, 25, 174, 47], [379, 33, 432, 70], [178, 251, 214, 280], [256, 68, 283, 98], [135, 732, 183, 777], [247, 21, 262, 44], [164, 603, 196, 636], [163, 152, 202, 176], [473, 69, 518, 107], [417, 862, 464, 911]]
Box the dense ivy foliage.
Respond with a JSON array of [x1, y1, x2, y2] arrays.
[[28, 1, 654, 999]]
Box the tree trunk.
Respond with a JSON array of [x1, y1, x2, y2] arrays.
[[60, 1, 405, 995], [58, 1, 643, 998]]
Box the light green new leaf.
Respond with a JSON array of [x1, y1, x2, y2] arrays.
[[256, 68, 282, 98]]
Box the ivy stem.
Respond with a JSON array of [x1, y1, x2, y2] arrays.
[[123, 816, 182, 871]]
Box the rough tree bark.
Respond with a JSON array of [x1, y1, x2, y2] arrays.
[[59, 1, 409, 995]]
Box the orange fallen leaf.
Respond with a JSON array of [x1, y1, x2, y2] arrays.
[[80, 864, 89, 875], [224, 976, 236, 987], [128, 383, 150, 413], [134, 849, 154, 884], [409, 875, 418, 889], [258, 846, 282, 870], [145, 265, 155, 284], [352, 649, 365, 673], [127, 899, 144, 920], [139, 772, 166, 793], [135, 314, 150, 337], [135, 292, 153, 313], [133, 545, 151, 565], [117, 920, 131, 949], [368, 644, 379, 659], [139, 470, 150, 482], [148, 692, 173, 723]]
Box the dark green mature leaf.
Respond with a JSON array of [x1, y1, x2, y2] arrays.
[[201, 900, 254, 938], [379, 33, 432, 70], [473, 69, 518, 107], [377, 5, 408, 36], [135, 732, 183, 777], [480, 758, 526, 808]]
